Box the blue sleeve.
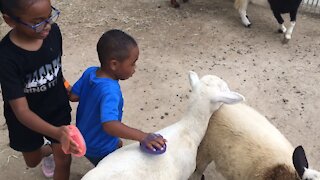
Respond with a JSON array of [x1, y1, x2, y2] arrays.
[[71, 72, 85, 96], [100, 91, 121, 123], [71, 67, 96, 96]]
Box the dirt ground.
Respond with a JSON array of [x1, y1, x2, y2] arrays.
[[0, 0, 319, 179]]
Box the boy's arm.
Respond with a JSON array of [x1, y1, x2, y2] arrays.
[[102, 121, 166, 150], [9, 97, 80, 153]]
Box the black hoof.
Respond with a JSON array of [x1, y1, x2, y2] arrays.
[[183, 0, 189, 2], [247, 24, 251, 28], [173, 3, 180, 8], [201, 174, 205, 180], [282, 38, 289, 44], [278, 29, 284, 33], [246, 15, 251, 22]]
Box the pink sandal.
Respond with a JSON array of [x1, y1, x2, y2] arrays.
[[62, 125, 86, 157]]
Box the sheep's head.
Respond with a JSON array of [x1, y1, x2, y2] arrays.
[[188, 71, 244, 112], [293, 146, 320, 180]]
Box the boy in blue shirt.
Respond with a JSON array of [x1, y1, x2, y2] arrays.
[[68, 29, 166, 166]]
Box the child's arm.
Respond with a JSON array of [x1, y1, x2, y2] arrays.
[[9, 97, 80, 154], [102, 121, 166, 150], [63, 79, 79, 102]]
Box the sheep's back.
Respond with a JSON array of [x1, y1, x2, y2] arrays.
[[82, 123, 198, 180], [82, 142, 185, 180], [202, 103, 294, 180]]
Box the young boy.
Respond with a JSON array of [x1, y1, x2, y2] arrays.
[[0, 0, 79, 179], [68, 29, 166, 166]]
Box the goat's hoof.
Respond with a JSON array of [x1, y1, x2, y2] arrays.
[[243, 23, 251, 28], [183, 0, 189, 2], [172, 3, 180, 8], [282, 38, 290, 44], [201, 175, 205, 180], [285, 35, 291, 40], [278, 29, 284, 33]]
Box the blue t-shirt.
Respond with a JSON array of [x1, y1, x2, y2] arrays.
[[72, 66, 123, 157]]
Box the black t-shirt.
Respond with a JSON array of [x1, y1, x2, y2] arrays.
[[0, 23, 71, 124]]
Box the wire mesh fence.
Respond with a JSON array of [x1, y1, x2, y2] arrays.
[[301, 0, 320, 13]]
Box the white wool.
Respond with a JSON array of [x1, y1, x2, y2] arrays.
[[302, 169, 320, 180], [81, 71, 244, 180], [190, 103, 296, 180]]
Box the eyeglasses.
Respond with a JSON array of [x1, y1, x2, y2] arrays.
[[11, 6, 60, 33]]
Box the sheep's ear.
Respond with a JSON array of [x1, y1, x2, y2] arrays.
[[188, 71, 199, 90], [211, 91, 245, 104], [293, 145, 308, 178]]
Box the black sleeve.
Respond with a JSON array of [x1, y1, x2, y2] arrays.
[[0, 57, 25, 101]]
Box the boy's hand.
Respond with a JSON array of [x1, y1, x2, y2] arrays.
[[141, 133, 167, 151]]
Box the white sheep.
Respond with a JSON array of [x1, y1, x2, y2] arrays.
[[189, 103, 320, 180], [81, 71, 244, 180]]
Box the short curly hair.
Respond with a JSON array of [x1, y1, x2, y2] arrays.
[[97, 29, 137, 67]]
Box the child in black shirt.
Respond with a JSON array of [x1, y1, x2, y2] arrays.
[[0, 0, 79, 179]]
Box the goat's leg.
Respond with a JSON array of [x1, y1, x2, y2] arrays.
[[284, 20, 296, 40], [272, 11, 286, 33], [289, 9, 298, 22], [171, 0, 180, 8], [283, 10, 298, 40], [235, 0, 251, 27]]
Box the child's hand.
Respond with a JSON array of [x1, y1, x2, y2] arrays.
[[140, 133, 167, 153], [68, 138, 81, 155], [60, 125, 86, 157], [58, 126, 83, 155]]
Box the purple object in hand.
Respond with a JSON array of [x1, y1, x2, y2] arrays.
[[140, 133, 166, 155]]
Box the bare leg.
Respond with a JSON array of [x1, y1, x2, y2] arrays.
[[51, 143, 72, 180], [22, 144, 52, 168]]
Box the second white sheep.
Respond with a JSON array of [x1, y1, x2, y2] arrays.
[[189, 103, 320, 180]]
